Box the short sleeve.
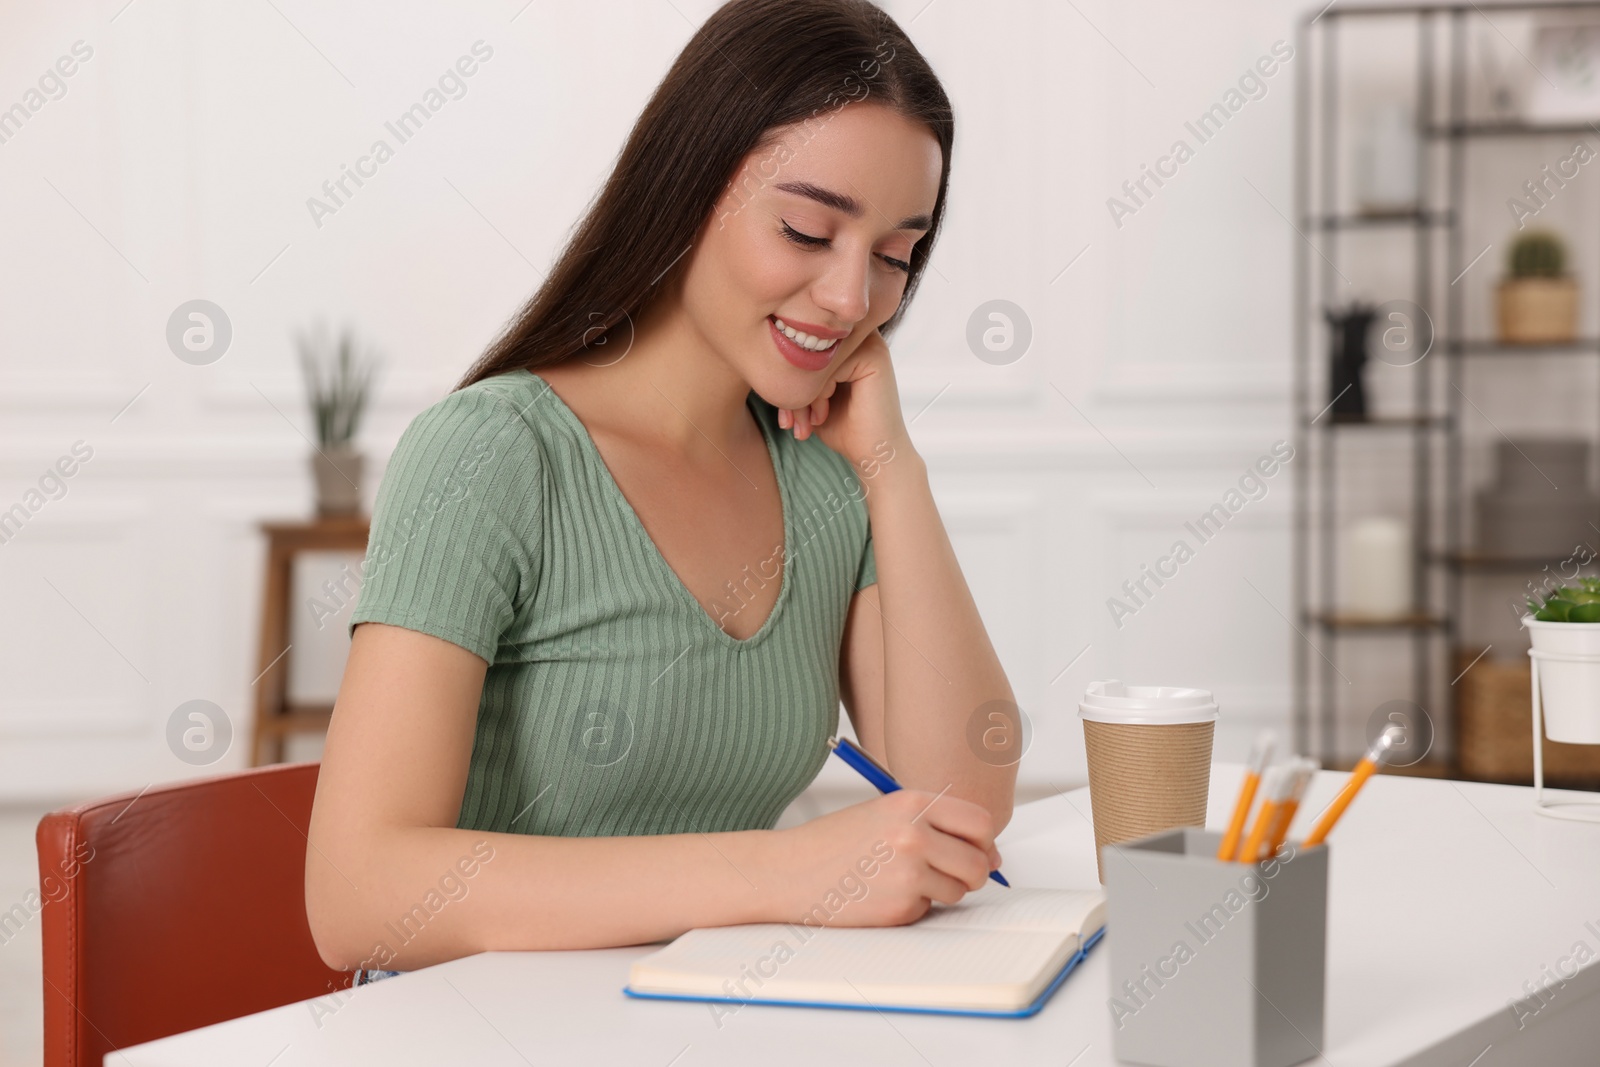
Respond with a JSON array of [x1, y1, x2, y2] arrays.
[[348, 386, 543, 664], [854, 520, 877, 592]]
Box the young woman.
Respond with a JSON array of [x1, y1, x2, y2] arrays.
[[305, 0, 1018, 982]]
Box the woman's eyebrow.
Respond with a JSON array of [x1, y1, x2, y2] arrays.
[[774, 180, 931, 232]]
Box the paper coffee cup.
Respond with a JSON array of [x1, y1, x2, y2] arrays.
[[1079, 680, 1217, 883]]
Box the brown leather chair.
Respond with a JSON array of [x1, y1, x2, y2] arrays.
[[36, 761, 351, 1066]]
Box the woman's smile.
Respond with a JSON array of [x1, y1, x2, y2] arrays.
[[768, 313, 841, 371]]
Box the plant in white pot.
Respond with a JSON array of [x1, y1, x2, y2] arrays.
[[296, 323, 379, 517], [1524, 578, 1600, 745]]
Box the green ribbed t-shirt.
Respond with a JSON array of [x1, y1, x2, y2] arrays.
[[347, 368, 877, 837]]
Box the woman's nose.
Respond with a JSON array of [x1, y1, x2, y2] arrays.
[[810, 255, 871, 326]]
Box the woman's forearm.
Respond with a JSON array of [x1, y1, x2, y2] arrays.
[[306, 822, 786, 969], [864, 446, 1018, 829]]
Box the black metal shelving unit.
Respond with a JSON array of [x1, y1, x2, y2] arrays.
[[1292, 2, 1600, 769]]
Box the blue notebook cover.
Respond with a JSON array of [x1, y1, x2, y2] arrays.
[[623, 924, 1105, 1019]]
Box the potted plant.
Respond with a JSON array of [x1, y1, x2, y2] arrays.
[[1497, 229, 1578, 344], [296, 323, 379, 517], [1524, 579, 1600, 744]]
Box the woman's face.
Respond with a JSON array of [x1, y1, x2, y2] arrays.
[[681, 102, 942, 410]]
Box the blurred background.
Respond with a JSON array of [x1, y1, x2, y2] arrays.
[[5, 0, 1600, 1061]]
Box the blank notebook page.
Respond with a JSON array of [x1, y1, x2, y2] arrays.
[[627, 884, 1107, 1012]]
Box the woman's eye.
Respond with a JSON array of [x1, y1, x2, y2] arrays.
[[780, 222, 911, 274], [780, 221, 828, 247]]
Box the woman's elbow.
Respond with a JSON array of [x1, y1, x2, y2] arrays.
[[303, 837, 372, 972], [309, 929, 355, 974], [305, 877, 360, 972]]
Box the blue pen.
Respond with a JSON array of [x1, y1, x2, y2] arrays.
[[827, 735, 1010, 887]]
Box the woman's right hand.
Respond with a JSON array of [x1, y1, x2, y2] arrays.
[[762, 789, 1003, 928]]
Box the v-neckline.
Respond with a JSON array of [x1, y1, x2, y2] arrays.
[[519, 369, 793, 651]]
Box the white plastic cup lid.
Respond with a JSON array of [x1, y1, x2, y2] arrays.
[[1078, 679, 1219, 725]]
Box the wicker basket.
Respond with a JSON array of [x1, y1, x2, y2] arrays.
[[1496, 277, 1578, 343], [1455, 648, 1600, 786]]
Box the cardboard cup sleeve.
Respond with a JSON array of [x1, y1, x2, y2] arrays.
[[1082, 718, 1214, 883]]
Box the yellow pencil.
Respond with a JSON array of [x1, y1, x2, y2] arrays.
[[1302, 727, 1401, 848], [1237, 764, 1292, 863], [1264, 758, 1317, 859], [1217, 731, 1275, 861]]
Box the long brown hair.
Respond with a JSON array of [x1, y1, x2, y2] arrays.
[[455, 0, 953, 391]]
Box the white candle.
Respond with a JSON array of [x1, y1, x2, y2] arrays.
[[1345, 517, 1412, 619]]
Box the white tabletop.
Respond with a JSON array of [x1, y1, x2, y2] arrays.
[[116, 764, 1600, 1066]]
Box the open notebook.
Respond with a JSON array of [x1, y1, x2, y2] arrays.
[[623, 883, 1107, 1018]]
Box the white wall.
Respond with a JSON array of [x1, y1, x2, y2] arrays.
[[0, 0, 1308, 803]]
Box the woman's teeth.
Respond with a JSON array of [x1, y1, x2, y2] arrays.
[[772, 316, 836, 352]]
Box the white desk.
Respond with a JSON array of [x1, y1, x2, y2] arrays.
[[118, 765, 1600, 1066]]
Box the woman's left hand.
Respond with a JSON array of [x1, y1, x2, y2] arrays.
[[778, 328, 911, 465]]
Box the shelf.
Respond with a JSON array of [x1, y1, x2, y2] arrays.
[[1317, 2, 1600, 21], [1427, 121, 1600, 140], [1308, 210, 1453, 230], [1292, 7, 1600, 767], [1448, 338, 1600, 355], [1304, 415, 1450, 431], [1310, 612, 1447, 631], [1431, 551, 1598, 573], [256, 705, 334, 737]]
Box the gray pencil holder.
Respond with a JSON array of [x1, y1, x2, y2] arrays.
[[1102, 828, 1328, 1067]]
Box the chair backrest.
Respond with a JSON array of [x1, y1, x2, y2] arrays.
[[35, 761, 351, 1066]]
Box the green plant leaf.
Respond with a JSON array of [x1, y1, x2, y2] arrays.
[[1542, 598, 1577, 621], [293, 322, 380, 448], [1509, 229, 1567, 278], [1571, 602, 1600, 622]]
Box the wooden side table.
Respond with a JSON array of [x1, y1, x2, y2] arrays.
[[251, 516, 370, 765]]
